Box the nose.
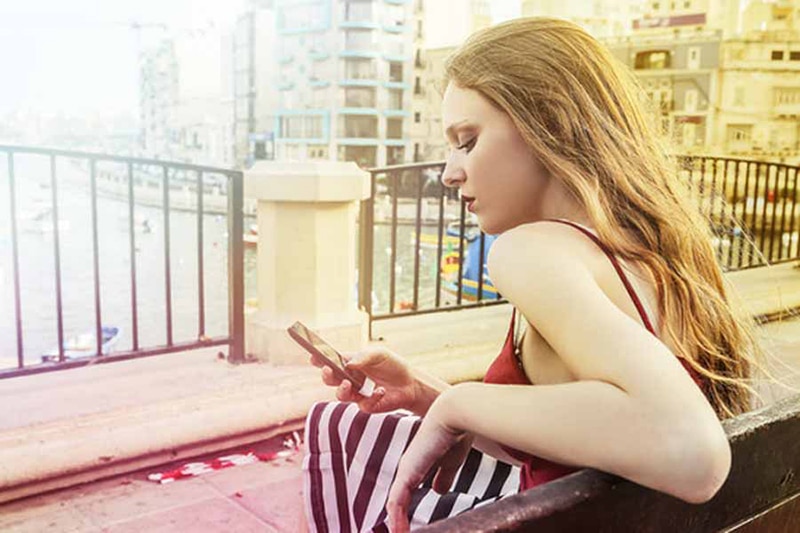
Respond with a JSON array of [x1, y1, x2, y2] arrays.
[[441, 151, 465, 189]]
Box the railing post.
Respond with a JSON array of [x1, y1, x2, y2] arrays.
[[243, 161, 371, 364], [228, 170, 246, 364], [358, 173, 376, 339]]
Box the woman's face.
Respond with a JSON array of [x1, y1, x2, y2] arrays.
[[440, 82, 574, 235]]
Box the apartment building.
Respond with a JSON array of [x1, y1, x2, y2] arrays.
[[262, 0, 415, 168], [231, 5, 279, 167], [716, 1, 800, 159], [140, 30, 230, 166], [409, 0, 491, 163], [605, 0, 800, 160]]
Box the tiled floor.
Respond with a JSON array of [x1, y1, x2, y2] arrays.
[[0, 435, 306, 533]]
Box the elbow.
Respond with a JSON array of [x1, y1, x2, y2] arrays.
[[670, 422, 732, 504]]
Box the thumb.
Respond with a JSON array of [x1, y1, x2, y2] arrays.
[[344, 349, 379, 369]]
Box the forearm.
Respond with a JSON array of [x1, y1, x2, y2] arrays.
[[436, 381, 729, 502]]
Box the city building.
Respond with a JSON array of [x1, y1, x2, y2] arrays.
[[717, 1, 800, 159], [604, 0, 800, 160], [604, 30, 722, 150], [409, 0, 491, 163], [250, 0, 416, 168], [140, 29, 231, 166], [521, 0, 639, 39], [230, 2, 278, 168]]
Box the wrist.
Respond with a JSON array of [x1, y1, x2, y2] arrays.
[[428, 382, 473, 432], [410, 378, 442, 415]]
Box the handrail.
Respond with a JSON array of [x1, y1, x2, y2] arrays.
[[0, 145, 244, 377], [359, 155, 800, 329]]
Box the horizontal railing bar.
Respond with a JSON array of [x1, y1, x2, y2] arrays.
[[368, 160, 446, 173], [0, 145, 237, 175], [0, 338, 232, 379], [370, 156, 800, 175], [371, 298, 509, 321]]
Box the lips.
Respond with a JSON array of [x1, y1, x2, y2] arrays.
[[461, 195, 476, 212]]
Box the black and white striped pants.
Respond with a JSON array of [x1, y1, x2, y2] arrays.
[[303, 401, 520, 532]]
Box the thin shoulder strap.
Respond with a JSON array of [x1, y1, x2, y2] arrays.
[[544, 219, 657, 336]]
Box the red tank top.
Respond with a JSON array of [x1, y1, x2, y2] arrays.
[[483, 219, 706, 491]]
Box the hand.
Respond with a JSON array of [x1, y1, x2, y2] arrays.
[[386, 394, 468, 533], [310, 346, 421, 414]]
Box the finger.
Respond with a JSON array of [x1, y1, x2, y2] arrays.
[[344, 348, 386, 370], [308, 354, 323, 368], [321, 366, 342, 387], [355, 387, 386, 413], [335, 379, 355, 402]]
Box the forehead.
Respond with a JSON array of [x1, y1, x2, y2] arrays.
[[441, 82, 496, 128]]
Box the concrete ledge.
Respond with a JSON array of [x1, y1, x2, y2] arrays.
[[2, 261, 799, 505], [0, 304, 510, 504]]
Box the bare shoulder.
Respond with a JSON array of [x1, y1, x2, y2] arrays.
[[487, 221, 599, 294]]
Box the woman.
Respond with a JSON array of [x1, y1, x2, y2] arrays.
[[304, 17, 760, 532]]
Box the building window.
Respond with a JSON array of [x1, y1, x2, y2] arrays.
[[385, 4, 405, 27], [344, 29, 374, 51], [344, 87, 376, 108], [387, 146, 405, 165], [339, 115, 378, 138], [634, 50, 671, 69], [414, 112, 421, 123], [280, 116, 323, 139], [308, 145, 328, 160], [343, 58, 377, 79], [389, 61, 404, 82], [414, 76, 422, 95], [727, 124, 753, 143], [790, 51, 800, 60], [387, 118, 403, 139], [342, 0, 373, 23], [775, 87, 800, 105], [388, 89, 403, 110], [684, 89, 698, 112], [687, 47, 700, 69], [683, 0, 691, 7], [772, 50, 784, 60], [338, 145, 376, 168]]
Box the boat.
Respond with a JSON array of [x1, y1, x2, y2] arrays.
[[410, 221, 481, 249], [41, 326, 121, 362], [441, 234, 499, 302]]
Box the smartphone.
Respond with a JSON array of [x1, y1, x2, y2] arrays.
[[288, 321, 375, 397]]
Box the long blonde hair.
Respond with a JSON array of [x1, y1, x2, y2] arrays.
[[445, 17, 762, 418]]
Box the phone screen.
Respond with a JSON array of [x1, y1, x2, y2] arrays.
[[290, 322, 347, 371], [288, 321, 375, 397]]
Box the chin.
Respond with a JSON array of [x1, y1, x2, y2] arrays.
[[477, 218, 505, 236]]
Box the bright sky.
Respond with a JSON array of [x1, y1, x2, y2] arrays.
[[0, 0, 517, 118], [0, 0, 243, 117]]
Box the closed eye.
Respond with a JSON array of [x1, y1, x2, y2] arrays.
[[456, 137, 477, 153]]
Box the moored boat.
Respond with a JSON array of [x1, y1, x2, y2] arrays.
[[41, 326, 121, 362]]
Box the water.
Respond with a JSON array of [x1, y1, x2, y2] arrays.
[[0, 155, 257, 367]]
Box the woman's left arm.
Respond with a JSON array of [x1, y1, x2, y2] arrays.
[[386, 224, 731, 531]]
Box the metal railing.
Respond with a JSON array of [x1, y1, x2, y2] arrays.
[[0, 145, 244, 378], [359, 156, 800, 327]]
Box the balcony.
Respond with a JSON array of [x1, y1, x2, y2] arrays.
[[2, 151, 800, 530]]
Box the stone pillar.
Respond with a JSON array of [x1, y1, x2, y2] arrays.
[[244, 161, 371, 364]]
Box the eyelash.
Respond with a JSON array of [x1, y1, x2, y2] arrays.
[[456, 137, 476, 153]]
